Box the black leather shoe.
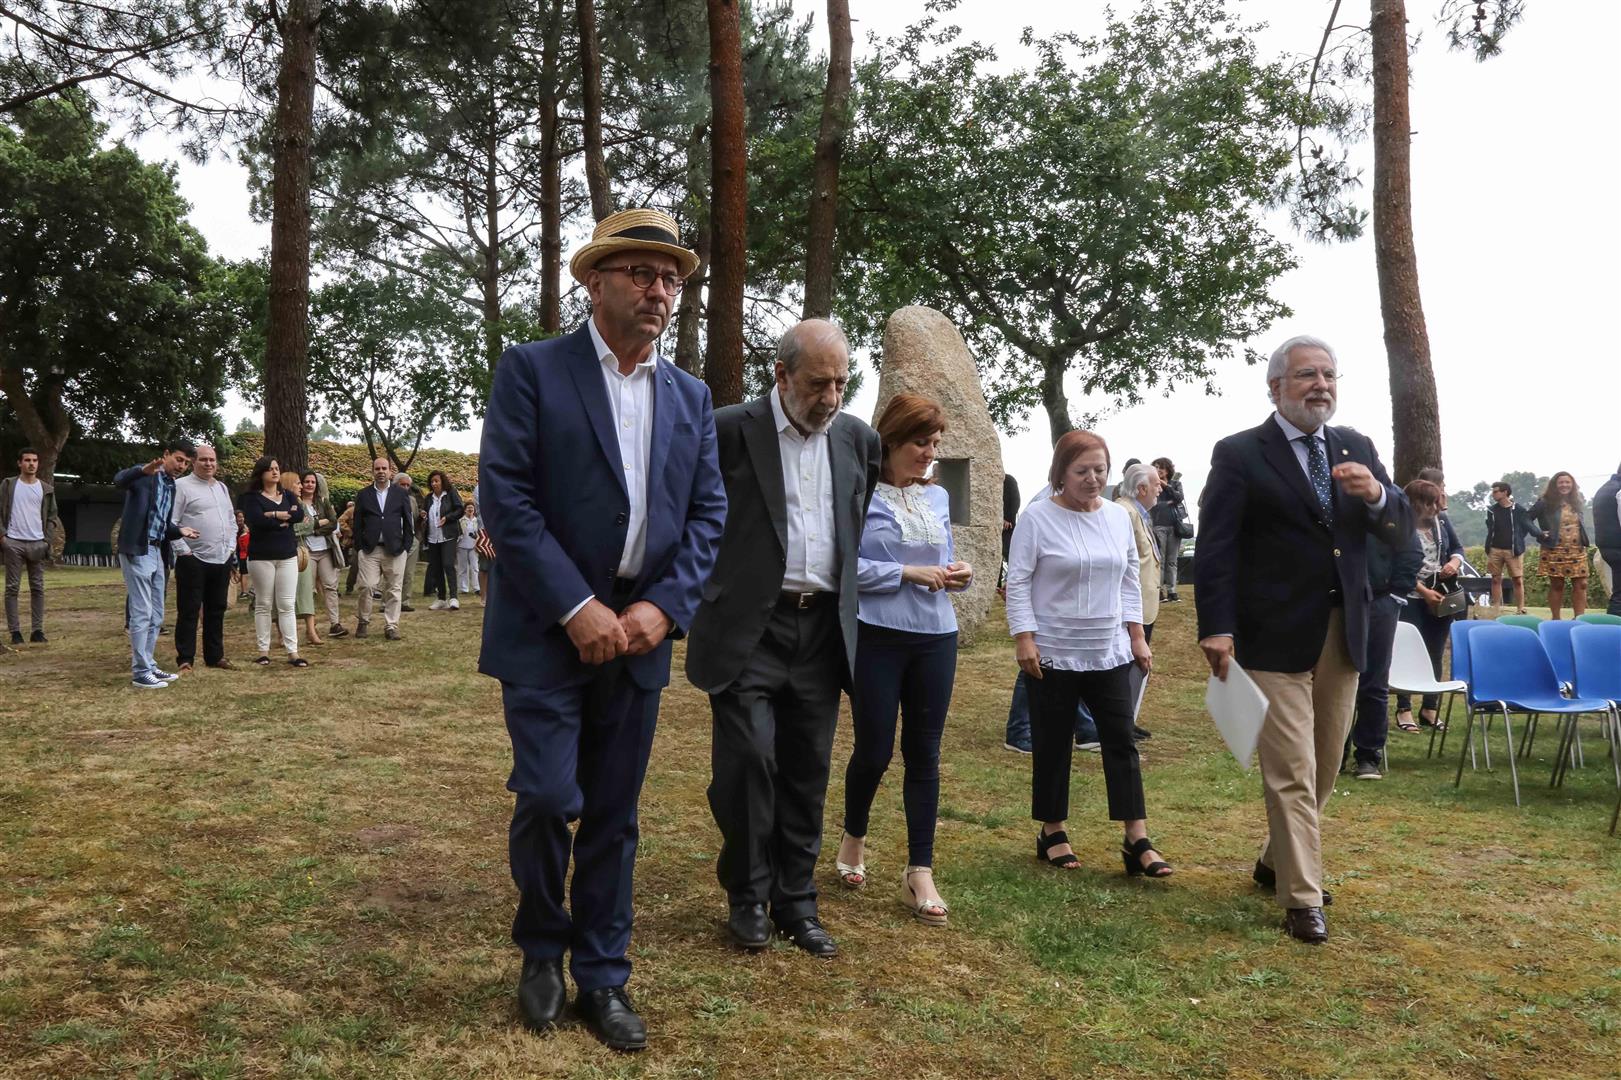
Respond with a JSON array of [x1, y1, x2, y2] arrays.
[[727, 902, 771, 948], [1252, 861, 1332, 905], [29, 630, 46, 643], [516, 956, 566, 1031], [8, 631, 21, 645], [576, 986, 647, 1052], [1283, 907, 1328, 944], [777, 916, 838, 958]]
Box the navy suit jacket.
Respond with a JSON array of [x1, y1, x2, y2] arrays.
[[477, 324, 726, 690], [353, 483, 415, 557], [1195, 415, 1411, 674], [113, 464, 184, 562]]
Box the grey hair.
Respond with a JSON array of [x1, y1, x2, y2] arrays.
[[1266, 335, 1338, 403], [395, 472, 413, 486], [776, 318, 849, 374], [1123, 462, 1159, 499]]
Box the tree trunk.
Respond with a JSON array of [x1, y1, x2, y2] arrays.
[[576, 0, 613, 221], [1040, 357, 1074, 446], [704, 0, 747, 407], [675, 123, 710, 375], [481, 107, 504, 368], [0, 368, 71, 483], [536, 0, 565, 334], [262, 0, 322, 477], [1371, 0, 1440, 484], [801, 0, 852, 321]]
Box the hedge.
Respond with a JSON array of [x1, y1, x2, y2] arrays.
[[219, 435, 479, 495]]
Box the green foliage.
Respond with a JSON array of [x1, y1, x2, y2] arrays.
[[0, 94, 248, 459], [1463, 545, 1609, 608], [836, 0, 1306, 438]]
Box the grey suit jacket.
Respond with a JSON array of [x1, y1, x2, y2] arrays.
[[684, 396, 882, 695]]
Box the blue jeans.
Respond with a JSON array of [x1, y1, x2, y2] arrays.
[[1005, 669, 1096, 748], [121, 548, 166, 678]]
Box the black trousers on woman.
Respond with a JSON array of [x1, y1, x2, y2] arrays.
[[843, 623, 958, 868], [424, 539, 458, 600], [1029, 662, 1145, 823]]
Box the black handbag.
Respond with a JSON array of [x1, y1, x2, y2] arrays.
[[1174, 503, 1194, 540]]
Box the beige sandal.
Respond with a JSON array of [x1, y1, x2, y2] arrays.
[[835, 830, 866, 889], [900, 866, 948, 927]]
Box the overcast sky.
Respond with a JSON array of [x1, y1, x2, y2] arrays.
[[141, 0, 1621, 504]]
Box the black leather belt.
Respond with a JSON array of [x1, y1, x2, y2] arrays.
[[611, 577, 638, 596], [778, 590, 835, 611]]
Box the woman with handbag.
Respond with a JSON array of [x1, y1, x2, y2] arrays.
[[239, 456, 307, 667], [1148, 457, 1188, 602], [299, 471, 346, 638], [1394, 478, 1463, 732]]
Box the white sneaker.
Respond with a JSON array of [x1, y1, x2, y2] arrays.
[[131, 673, 170, 689], [1075, 740, 1102, 753], [153, 668, 180, 682], [429, 600, 447, 611], [448, 598, 460, 610]]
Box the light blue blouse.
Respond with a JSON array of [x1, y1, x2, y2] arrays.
[[856, 481, 961, 634]]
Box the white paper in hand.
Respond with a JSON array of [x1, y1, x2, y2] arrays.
[[1205, 660, 1269, 771]]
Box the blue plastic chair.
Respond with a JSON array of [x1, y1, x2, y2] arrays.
[[1459, 624, 1613, 806], [1569, 625, 1621, 833], [1531, 619, 1583, 766], [1444, 620, 1499, 767], [1576, 612, 1621, 625]]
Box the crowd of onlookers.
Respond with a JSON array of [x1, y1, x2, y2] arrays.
[[0, 440, 488, 683]]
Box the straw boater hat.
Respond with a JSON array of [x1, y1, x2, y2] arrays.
[[568, 208, 701, 286]]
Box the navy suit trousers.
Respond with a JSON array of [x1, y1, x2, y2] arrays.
[[1351, 593, 1401, 764], [502, 656, 660, 992]]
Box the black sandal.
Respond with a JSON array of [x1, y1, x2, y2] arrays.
[[289, 657, 310, 668], [1036, 829, 1081, 870], [1122, 836, 1173, 878], [254, 655, 271, 666]]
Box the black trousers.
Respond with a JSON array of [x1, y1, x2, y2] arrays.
[[706, 601, 844, 925], [1351, 593, 1400, 764], [844, 623, 957, 867], [1029, 662, 1145, 823], [173, 554, 233, 666], [424, 539, 457, 600]]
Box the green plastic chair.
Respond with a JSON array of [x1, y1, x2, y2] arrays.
[[1576, 613, 1621, 625], [1496, 613, 1543, 629]]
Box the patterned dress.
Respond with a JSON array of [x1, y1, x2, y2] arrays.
[[1539, 504, 1589, 579]]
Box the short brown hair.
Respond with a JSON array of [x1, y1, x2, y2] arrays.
[[1404, 478, 1442, 512], [875, 394, 946, 463], [1049, 430, 1111, 492]]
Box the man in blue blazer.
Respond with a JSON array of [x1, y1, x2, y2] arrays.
[[477, 208, 725, 1051], [1196, 335, 1410, 944]]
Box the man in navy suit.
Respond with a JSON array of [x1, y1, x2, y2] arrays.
[[351, 456, 415, 640], [1195, 335, 1410, 945], [477, 208, 725, 1050]]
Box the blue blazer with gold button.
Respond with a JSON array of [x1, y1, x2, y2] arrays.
[[477, 323, 727, 690], [1195, 414, 1412, 674]]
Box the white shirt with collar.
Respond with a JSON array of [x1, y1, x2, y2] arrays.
[[169, 473, 237, 563], [772, 385, 838, 593], [372, 481, 391, 517], [559, 318, 659, 626], [1271, 412, 1387, 515], [427, 492, 446, 544]]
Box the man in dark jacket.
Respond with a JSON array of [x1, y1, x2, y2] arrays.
[[1594, 465, 1621, 616], [1483, 482, 1547, 613], [1348, 513, 1423, 780], [114, 438, 201, 688], [1, 447, 63, 645]]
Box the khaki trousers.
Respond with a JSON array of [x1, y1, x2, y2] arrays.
[[355, 548, 406, 630], [310, 547, 342, 626], [1248, 609, 1359, 909]]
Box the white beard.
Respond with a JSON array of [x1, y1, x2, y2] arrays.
[[1278, 397, 1336, 431]]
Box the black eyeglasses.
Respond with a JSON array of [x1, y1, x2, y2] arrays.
[[598, 264, 685, 294]]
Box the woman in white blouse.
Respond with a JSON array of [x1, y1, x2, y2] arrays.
[[835, 395, 971, 926], [1005, 431, 1169, 877]]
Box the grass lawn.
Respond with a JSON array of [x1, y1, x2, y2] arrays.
[[3, 566, 1620, 1079]]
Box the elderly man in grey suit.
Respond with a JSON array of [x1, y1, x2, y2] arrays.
[[686, 319, 882, 958]]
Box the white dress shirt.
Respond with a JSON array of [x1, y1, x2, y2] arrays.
[[560, 319, 658, 626], [169, 474, 237, 564], [426, 493, 446, 544], [771, 386, 838, 593], [1005, 496, 1142, 671], [1272, 412, 1387, 514], [373, 482, 391, 517]]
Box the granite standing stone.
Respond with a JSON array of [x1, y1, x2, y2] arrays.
[[873, 306, 1004, 643]]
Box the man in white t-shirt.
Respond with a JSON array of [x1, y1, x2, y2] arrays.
[[1, 448, 63, 645]]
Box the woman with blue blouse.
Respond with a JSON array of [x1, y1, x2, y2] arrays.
[[835, 394, 971, 926]]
